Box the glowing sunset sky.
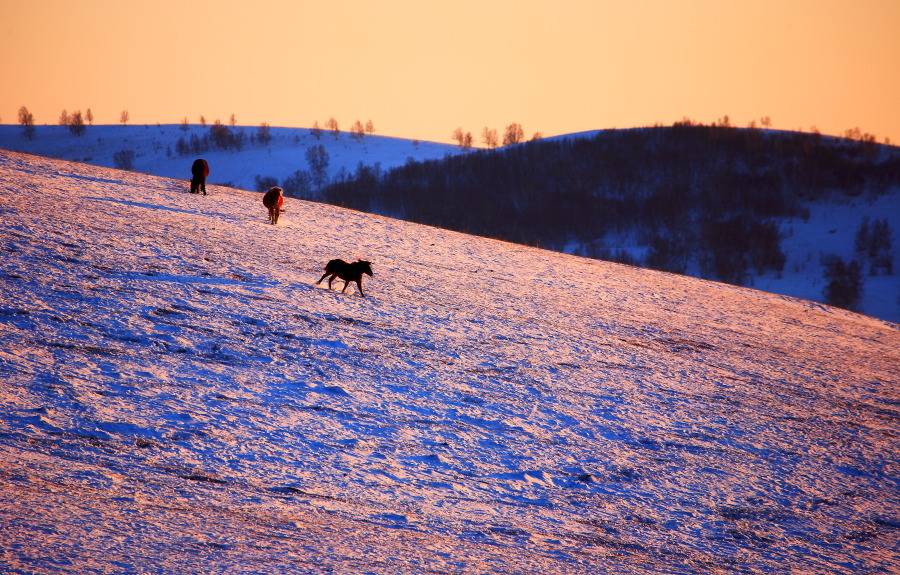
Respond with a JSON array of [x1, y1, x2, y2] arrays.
[[3, 0, 899, 144]]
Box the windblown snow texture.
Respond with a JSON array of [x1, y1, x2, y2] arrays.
[[0, 150, 897, 574]]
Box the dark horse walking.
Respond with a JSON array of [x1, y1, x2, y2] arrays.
[[190, 159, 209, 195], [316, 259, 373, 297]]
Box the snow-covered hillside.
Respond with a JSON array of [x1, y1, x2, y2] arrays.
[[0, 151, 898, 574], [1, 124, 897, 324], [0, 124, 459, 191]]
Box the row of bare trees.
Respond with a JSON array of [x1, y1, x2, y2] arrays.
[[308, 118, 375, 142], [452, 123, 542, 150], [57, 109, 92, 136], [16, 106, 129, 139], [174, 122, 273, 156]]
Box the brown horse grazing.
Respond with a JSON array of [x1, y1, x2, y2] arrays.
[[316, 259, 373, 297], [262, 187, 284, 224], [190, 159, 209, 195]]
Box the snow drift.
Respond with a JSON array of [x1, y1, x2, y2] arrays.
[[0, 150, 897, 574]]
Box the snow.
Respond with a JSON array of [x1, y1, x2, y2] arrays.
[[0, 124, 460, 192], [756, 192, 900, 324], [1, 150, 899, 574], [1, 124, 897, 324]]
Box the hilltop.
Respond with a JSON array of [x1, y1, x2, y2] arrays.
[[1, 151, 898, 573], [0, 123, 460, 191]]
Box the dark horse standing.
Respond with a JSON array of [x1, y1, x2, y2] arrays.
[[190, 159, 209, 195], [262, 186, 284, 225]]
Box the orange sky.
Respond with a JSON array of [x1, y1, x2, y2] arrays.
[[3, 0, 899, 144]]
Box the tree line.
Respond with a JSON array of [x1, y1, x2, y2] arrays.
[[313, 125, 899, 288]]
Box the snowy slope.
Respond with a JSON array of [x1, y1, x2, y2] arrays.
[[0, 150, 898, 574], [754, 192, 900, 324], [2, 124, 898, 324], [0, 124, 460, 191]]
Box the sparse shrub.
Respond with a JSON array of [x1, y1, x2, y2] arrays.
[[503, 123, 524, 146], [113, 149, 135, 170], [233, 128, 246, 152], [748, 220, 786, 275], [254, 175, 278, 193], [18, 106, 35, 140], [311, 121, 323, 140], [189, 133, 209, 155], [452, 128, 465, 147], [306, 145, 330, 189], [822, 255, 864, 310], [257, 123, 272, 146], [351, 120, 365, 142], [452, 128, 473, 150], [326, 117, 340, 139], [482, 127, 498, 149], [699, 215, 785, 284], [209, 120, 234, 150], [462, 132, 474, 150], [856, 217, 871, 253], [68, 110, 86, 136], [645, 233, 690, 274], [855, 217, 894, 275], [282, 170, 313, 198]]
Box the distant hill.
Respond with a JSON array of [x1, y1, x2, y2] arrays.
[[319, 125, 900, 323], [0, 123, 460, 192]]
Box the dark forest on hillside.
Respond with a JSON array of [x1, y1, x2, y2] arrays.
[[313, 126, 900, 285]]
